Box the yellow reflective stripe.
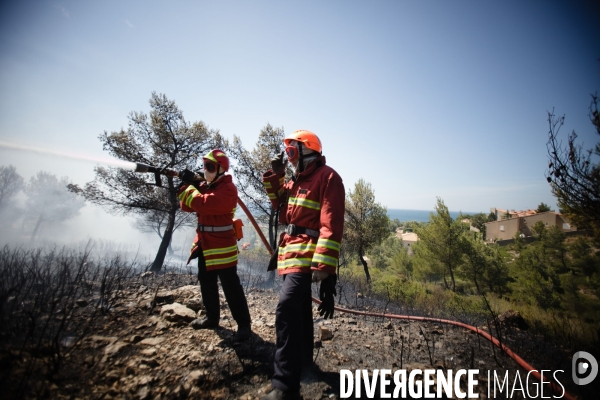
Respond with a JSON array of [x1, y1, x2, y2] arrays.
[[205, 254, 238, 266], [179, 186, 194, 200], [185, 194, 194, 208], [277, 258, 312, 269], [268, 193, 277, 200], [264, 181, 273, 189], [185, 187, 199, 208], [316, 238, 340, 252], [312, 253, 338, 267], [203, 245, 238, 256], [289, 197, 321, 210], [280, 242, 316, 254]]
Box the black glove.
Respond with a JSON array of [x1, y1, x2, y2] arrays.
[[179, 168, 196, 183], [318, 274, 337, 319], [179, 168, 205, 183], [270, 151, 287, 175]]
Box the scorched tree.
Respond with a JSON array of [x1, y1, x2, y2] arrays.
[[77, 92, 223, 271]]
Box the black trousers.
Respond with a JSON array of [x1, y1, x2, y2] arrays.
[[197, 253, 251, 327], [272, 272, 314, 392]]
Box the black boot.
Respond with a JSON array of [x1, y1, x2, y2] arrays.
[[260, 388, 302, 400], [191, 317, 218, 329], [235, 325, 252, 341]]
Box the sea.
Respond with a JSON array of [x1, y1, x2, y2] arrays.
[[387, 209, 482, 223]]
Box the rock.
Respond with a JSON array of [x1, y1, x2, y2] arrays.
[[183, 297, 204, 312], [139, 337, 166, 346], [136, 386, 150, 400], [188, 369, 206, 385], [140, 348, 157, 357], [130, 335, 143, 343], [169, 285, 202, 303], [154, 291, 175, 305], [105, 370, 121, 383], [155, 320, 170, 331], [160, 302, 197, 323], [320, 325, 333, 341], [91, 336, 119, 345], [103, 341, 128, 356], [137, 375, 153, 386], [141, 358, 160, 368]]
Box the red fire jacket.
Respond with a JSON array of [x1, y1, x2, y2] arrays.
[[178, 175, 238, 271], [262, 155, 345, 276]]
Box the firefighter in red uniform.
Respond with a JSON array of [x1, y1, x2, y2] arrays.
[[178, 149, 252, 341], [260, 131, 345, 400]]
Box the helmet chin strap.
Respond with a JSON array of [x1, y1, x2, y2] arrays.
[[207, 168, 226, 187], [297, 142, 305, 174]]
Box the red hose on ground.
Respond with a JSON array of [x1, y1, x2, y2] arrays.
[[237, 199, 575, 399], [310, 298, 575, 400]]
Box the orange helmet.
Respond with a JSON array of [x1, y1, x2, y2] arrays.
[[283, 130, 322, 154], [203, 149, 229, 172]]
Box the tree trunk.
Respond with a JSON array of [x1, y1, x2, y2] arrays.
[[156, 231, 174, 255], [151, 208, 176, 272], [30, 214, 44, 241], [358, 246, 371, 283], [447, 263, 456, 292], [167, 238, 174, 255]]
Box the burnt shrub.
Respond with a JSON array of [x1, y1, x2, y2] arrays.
[[0, 244, 135, 398]]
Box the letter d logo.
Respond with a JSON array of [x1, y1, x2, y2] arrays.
[[572, 351, 598, 385]]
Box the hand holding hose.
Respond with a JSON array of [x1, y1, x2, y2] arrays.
[[178, 168, 204, 183]]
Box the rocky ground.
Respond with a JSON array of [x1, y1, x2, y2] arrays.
[[3, 279, 594, 400]]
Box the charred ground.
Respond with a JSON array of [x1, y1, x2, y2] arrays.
[[2, 266, 597, 400]]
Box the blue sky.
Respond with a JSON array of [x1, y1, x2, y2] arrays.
[[1, 0, 599, 223]]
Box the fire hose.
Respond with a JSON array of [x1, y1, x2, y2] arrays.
[[133, 162, 274, 255], [135, 162, 576, 400]]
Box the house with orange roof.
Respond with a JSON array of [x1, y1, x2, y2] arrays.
[[484, 208, 576, 242], [395, 228, 419, 254]]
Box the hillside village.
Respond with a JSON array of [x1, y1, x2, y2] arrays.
[[394, 206, 577, 248]]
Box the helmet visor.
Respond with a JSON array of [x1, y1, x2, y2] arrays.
[[203, 162, 218, 173]]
